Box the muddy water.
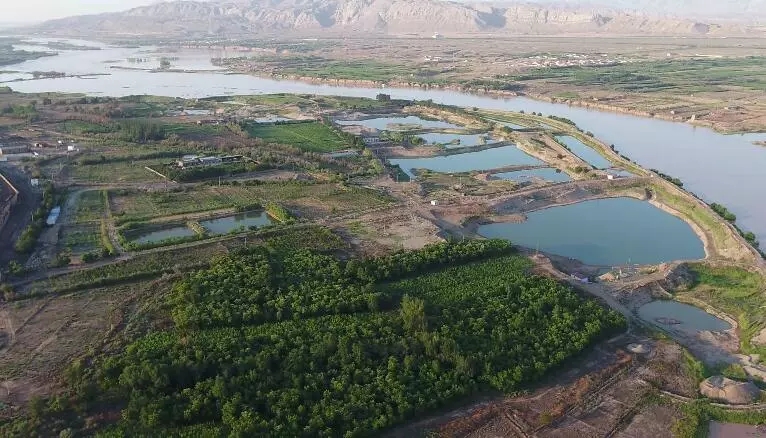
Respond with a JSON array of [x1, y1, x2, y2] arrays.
[[477, 197, 705, 266], [638, 301, 732, 332], [5, 39, 766, 243]]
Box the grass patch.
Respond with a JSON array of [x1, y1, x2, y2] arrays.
[[677, 264, 765, 354], [245, 121, 349, 152], [649, 182, 741, 258], [70, 158, 168, 184]]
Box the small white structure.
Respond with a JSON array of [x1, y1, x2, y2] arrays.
[[30, 178, 39, 187], [571, 273, 590, 284], [67, 145, 78, 152], [362, 136, 381, 145], [430, 200, 438, 206], [607, 174, 615, 180]]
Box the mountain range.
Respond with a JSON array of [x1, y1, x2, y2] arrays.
[[22, 0, 766, 38]]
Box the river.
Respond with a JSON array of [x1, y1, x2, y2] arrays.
[[4, 39, 766, 243]]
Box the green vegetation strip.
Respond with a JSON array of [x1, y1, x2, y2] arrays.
[[244, 121, 350, 152], [14, 240, 625, 436]]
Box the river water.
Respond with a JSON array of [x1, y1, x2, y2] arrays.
[[4, 39, 766, 243]]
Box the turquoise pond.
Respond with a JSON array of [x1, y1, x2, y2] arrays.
[[478, 197, 705, 266], [556, 136, 613, 169], [418, 132, 500, 148], [389, 145, 543, 178]]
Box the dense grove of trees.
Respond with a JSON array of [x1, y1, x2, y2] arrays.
[[14, 182, 55, 254], [710, 203, 737, 222], [118, 120, 166, 142], [57, 240, 625, 436]]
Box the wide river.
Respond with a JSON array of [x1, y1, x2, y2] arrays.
[[4, 39, 766, 243]]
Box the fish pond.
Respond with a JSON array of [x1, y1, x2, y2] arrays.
[[638, 300, 731, 332], [478, 197, 705, 266], [389, 145, 543, 179], [493, 168, 571, 183], [129, 225, 196, 245], [488, 119, 529, 130], [336, 116, 461, 131], [199, 211, 274, 235], [556, 135, 613, 169], [419, 132, 499, 148]]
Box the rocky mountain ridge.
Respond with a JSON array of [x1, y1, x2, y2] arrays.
[[24, 0, 766, 38]]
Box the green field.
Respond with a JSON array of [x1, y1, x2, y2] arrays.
[[72, 190, 105, 223], [513, 57, 766, 94], [257, 56, 424, 83], [60, 224, 101, 255], [245, 121, 349, 152], [110, 182, 395, 223]]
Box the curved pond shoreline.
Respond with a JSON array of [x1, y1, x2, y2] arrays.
[[475, 196, 706, 266]]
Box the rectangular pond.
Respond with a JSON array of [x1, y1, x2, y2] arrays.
[[336, 116, 461, 131], [200, 211, 274, 235], [556, 136, 613, 169], [487, 119, 529, 130], [389, 145, 544, 179], [419, 132, 500, 148], [129, 226, 195, 245], [493, 168, 571, 183], [478, 197, 705, 266]]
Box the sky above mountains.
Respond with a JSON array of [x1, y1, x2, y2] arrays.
[[5, 0, 765, 23], [5, 0, 161, 22]]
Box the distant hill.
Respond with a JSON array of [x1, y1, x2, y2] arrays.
[[21, 0, 766, 38]]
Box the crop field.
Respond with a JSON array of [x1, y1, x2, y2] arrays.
[[70, 159, 168, 184], [59, 224, 101, 255], [72, 190, 105, 223], [109, 182, 395, 222], [513, 57, 766, 94], [233, 56, 425, 82], [245, 121, 349, 152]]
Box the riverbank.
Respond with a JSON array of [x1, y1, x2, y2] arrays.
[[243, 70, 765, 135]]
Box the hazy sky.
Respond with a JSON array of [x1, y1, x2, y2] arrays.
[[3, 0, 167, 23]]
